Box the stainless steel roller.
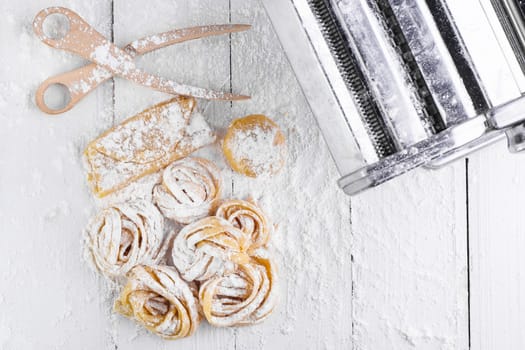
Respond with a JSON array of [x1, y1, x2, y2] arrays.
[[262, 0, 525, 194]]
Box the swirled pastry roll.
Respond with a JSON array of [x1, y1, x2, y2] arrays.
[[199, 253, 277, 326], [153, 157, 221, 224], [114, 265, 200, 340], [216, 199, 271, 249], [85, 200, 165, 278], [169, 216, 250, 282]]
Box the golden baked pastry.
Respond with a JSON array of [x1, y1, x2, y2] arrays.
[[114, 265, 201, 340], [222, 114, 286, 177], [216, 199, 271, 249], [85, 200, 165, 278], [84, 96, 215, 197], [199, 252, 277, 326], [169, 216, 249, 282], [153, 157, 221, 224]]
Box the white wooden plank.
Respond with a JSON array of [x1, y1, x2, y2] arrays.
[[444, 0, 525, 348], [0, 1, 476, 349], [464, 44, 525, 350], [468, 145, 525, 350], [350, 164, 469, 349], [0, 1, 114, 349], [112, 0, 233, 127], [111, 1, 236, 349], [230, 1, 353, 349]]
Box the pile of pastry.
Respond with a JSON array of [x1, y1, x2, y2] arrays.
[[82, 96, 285, 340]]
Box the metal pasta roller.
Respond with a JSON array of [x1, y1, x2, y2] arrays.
[[261, 0, 525, 195]]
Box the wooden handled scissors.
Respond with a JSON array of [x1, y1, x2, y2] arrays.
[[33, 7, 250, 115]]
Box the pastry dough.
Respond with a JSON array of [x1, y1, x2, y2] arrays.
[[114, 265, 200, 340], [85, 200, 165, 278], [153, 157, 221, 224], [169, 216, 250, 282], [199, 252, 277, 327], [84, 96, 215, 197], [222, 114, 286, 177], [216, 199, 271, 249]]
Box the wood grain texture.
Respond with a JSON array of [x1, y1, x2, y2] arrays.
[[468, 145, 525, 350], [464, 35, 525, 350], [446, 1, 525, 348]]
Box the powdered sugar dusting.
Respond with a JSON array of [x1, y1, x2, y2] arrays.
[[70, 66, 112, 94], [91, 43, 134, 72], [153, 157, 221, 224], [226, 124, 285, 177]]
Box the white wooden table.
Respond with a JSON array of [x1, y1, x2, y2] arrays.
[[0, 1, 523, 349]]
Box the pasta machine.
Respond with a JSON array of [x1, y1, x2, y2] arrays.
[[261, 0, 525, 194]]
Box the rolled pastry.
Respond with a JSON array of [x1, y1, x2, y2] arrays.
[[84, 96, 215, 197], [114, 265, 200, 340], [199, 252, 277, 326], [169, 216, 250, 282], [153, 157, 221, 224], [85, 200, 165, 278], [216, 199, 271, 249]]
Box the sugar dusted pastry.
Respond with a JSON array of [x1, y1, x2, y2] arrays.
[[85, 200, 165, 278], [169, 216, 250, 282], [84, 96, 215, 197], [199, 252, 277, 326], [216, 199, 271, 249], [114, 265, 200, 340], [153, 157, 221, 224], [223, 114, 286, 177]]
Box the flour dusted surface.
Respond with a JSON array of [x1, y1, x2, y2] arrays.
[[0, 0, 352, 348]]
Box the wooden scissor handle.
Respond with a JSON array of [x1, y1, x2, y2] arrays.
[[33, 7, 114, 114], [35, 24, 251, 115], [32, 7, 74, 47], [34, 7, 250, 115], [33, 7, 119, 60], [35, 63, 112, 114]]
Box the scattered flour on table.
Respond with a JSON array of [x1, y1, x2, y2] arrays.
[[87, 1, 352, 346], [0, 320, 11, 349], [225, 3, 353, 347], [0, 1, 352, 348]]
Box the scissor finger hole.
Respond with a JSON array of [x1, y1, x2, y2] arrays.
[[43, 83, 72, 111], [42, 13, 71, 40]]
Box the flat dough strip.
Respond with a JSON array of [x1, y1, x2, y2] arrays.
[[84, 97, 215, 197]]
